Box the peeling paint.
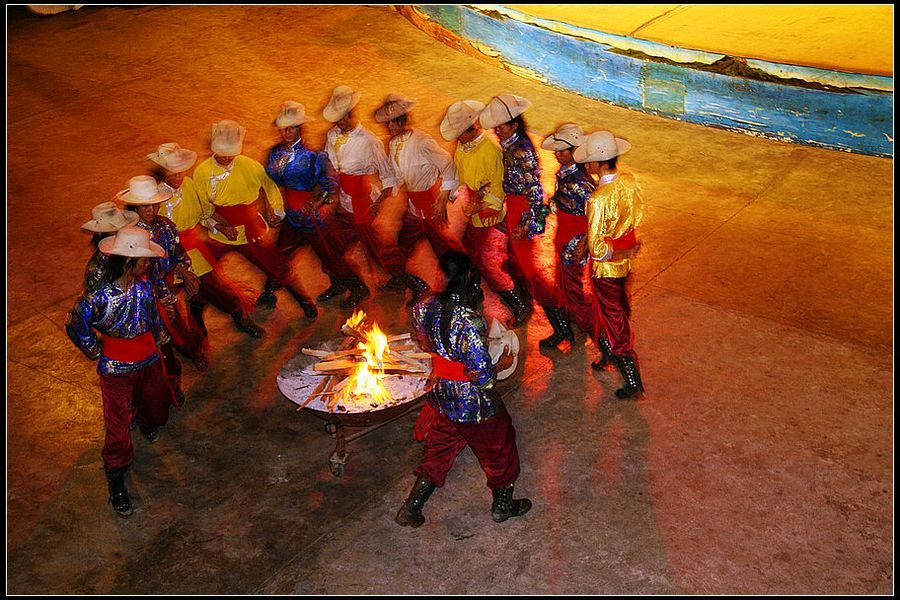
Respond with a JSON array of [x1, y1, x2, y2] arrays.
[[843, 130, 866, 138]]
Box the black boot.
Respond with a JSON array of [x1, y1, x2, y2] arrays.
[[539, 307, 575, 349], [395, 477, 437, 528], [256, 278, 278, 308], [614, 355, 645, 399], [232, 313, 266, 338], [405, 274, 431, 303], [189, 300, 208, 337], [105, 467, 133, 518], [591, 336, 616, 371], [340, 278, 371, 309], [317, 279, 347, 302], [382, 274, 408, 291], [497, 287, 533, 328], [138, 424, 159, 443], [491, 484, 532, 523], [287, 286, 318, 319]]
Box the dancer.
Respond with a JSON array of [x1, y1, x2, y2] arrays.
[[81, 201, 139, 295]]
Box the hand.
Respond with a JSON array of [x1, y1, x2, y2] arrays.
[[432, 191, 451, 226], [494, 346, 514, 372], [572, 237, 588, 263], [219, 224, 239, 241], [263, 209, 283, 227], [164, 302, 176, 322], [609, 239, 642, 261], [180, 269, 201, 299], [510, 222, 527, 241]]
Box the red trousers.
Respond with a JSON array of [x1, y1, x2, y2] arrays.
[[326, 209, 407, 277], [99, 359, 171, 470], [461, 223, 514, 293], [557, 258, 596, 337], [414, 402, 520, 490], [193, 269, 254, 319], [160, 294, 205, 361], [592, 276, 634, 356], [206, 238, 312, 302], [397, 211, 463, 262], [274, 218, 358, 282]]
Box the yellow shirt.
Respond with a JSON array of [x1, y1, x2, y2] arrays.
[[193, 155, 283, 245], [453, 134, 507, 228], [160, 177, 215, 277], [586, 171, 643, 279]]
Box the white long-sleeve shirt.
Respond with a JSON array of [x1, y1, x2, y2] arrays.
[[388, 129, 459, 217], [325, 123, 400, 214]]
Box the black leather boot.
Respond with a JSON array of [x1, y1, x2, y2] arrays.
[[614, 355, 645, 399], [382, 274, 408, 291], [256, 278, 278, 308], [287, 286, 318, 319], [189, 300, 208, 337], [105, 467, 133, 518], [539, 307, 575, 349], [316, 279, 347, 302], [340, 278, 371, 309], [591, 336, 616, 370], [497, 287, 533, 327], [395, 477, 437, 528], [405, 274, 431, 303], [491, 484, 532, 523], [232, 314, 266, 338]]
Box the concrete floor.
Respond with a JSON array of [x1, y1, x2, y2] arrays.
[[6, 5, 893, 595]]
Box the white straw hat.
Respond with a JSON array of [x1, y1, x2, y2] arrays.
[[275, 100, 313, 127], [573, 130, 632, 163], [82, 201, 139, 233], [488, 319, 520, 380], [147, 142, 198, 174], [115, 175, 173, 206], [479, 93, 532, 129], [210, 119, 246, 156], [541, 123, 586, 151], [374, 93, 416, 123], [322, 85, 361, 123], [439, 100, 486, 141], [98, 225, 167, 258]]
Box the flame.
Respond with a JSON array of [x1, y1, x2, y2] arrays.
[[339, 319, 393, 405], [344, 309, 366, 330]]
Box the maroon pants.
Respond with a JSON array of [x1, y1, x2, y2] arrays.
[[461, 223, 514, 293], [397, 212, 463, 262], [414, 402, 520, 490], [326, 209, 407, 277], [506, 231, 561, 309], [557, 258, 596, 337], [161, 294, 204, 360], [592, 276, 634, 356], [206, 238, 312, 302], [274, 219, 358, 282], [99, 359, 171, 470]]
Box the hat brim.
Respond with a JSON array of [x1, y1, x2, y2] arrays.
[[115, 188, 173, 206], [82, 210, 140, 233], [573, 137, 632, 163], [541, 137, 575, 151], [322, 92, 361, 123], [98, 235, 167, 258], [148, 149, 198, 173], [275, 115, 313, 127]]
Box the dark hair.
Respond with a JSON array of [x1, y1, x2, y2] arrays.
[[148, 165, 166, 183], [600, 156, 618, 171], [504, 114, 526, 133], [89, 232, 109, 250], [103, 254, 140, 284], [436, 251, 483, 347], [389, 113, 408, 128]]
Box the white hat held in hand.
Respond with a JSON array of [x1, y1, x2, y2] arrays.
[[98, 225, 167, 258], [210, 119, 246, 156], [322, 85, 361, 122], [479, 93, 532, 129], [82, 201, 139, 233], [439, 100, 486, 141], [573, 130, 632, 163], [275, 101, 313, 127], [541, 123, 586, 151], [147, 142, 198, 174], [374, 93, 416, 123], [115, 175, 172, 206], [488, 319, 520, 381]]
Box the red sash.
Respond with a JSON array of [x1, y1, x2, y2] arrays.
[[284, 189, 313, 213], [504, 194, 529, 228], [102, 331, 158, 363], [430, 353, 469, 381], [554, 210, 587, 253], [339, 173, 375, 224], [465, 186, 501, 220], [214, 203, 267, 242], [407, 180, 440, 211], [178, 224, 217, 268], [609, 229, 637, 251]]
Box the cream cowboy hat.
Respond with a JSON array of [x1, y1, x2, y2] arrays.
[[479, 93, 532, 129], [374, 93, 416, 123], [147, 142, 198, 174], [439, 100, 486, 141], [98, 225, 167, 258], [322, 85, 361, 123], [488, 319, 520, 381], [210, 119, 246, 156], [115, 175, 173, 206], [275, 100, 313, 127], [573, 130, 632, 163], [541, 123, 586, 151], [82, 201, 139, 233]]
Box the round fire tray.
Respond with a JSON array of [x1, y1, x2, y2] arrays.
[[277, 338, 429, 477]]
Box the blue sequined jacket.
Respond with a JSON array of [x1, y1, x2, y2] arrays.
[[265, 140, 337, 232], [66, 277, 165, 376], [500, 131, 547, 238], [412, 295, 500, 424], [551, 163, 596, 266], [137, 217, 190, 306]]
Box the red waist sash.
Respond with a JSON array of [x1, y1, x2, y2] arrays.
[[102, 331, 158, 363], [554, 210, 587, 252], [178, 224, 217, 268], [215, 203, 267, 243], [465, 186, 501, 220], [339, 173, 375, 224], [284, 189, 313, 213], [609, 229, 637, 251], [407, 180, 440, 211], [430, 353, 469, 381]]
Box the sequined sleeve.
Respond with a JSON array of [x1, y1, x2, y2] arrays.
[[503, 138, 547, 237], [458, 312, 496, 390], [65, 292, 102, 360]]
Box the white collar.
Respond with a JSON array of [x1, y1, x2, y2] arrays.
[[598, 172, 618, 186]]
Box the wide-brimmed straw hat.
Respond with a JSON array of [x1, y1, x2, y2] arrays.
[[275, 100, 313, 127], [374, 93, 416, 123], [82, 201, 139, 233], [541, 123, 586, 151], [479, 93, 532, 129], [115, 175, 172, 206], [98, 225, 167, 258], [439, 100, 486, 141], [147, 142, 198, 174], [322, 85, 361, 122], [573, 130, 632, 163], [210, 119, 246, 156]]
